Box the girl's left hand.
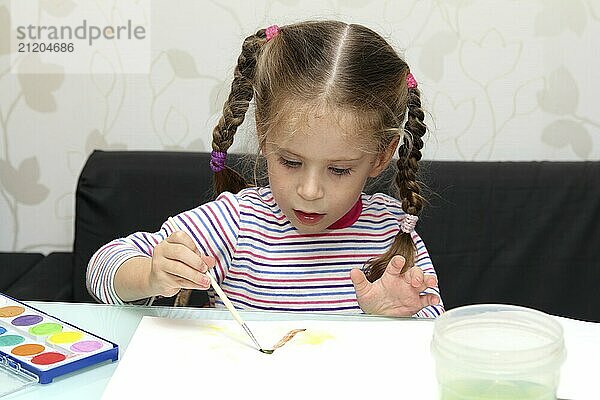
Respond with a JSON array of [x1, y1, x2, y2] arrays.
[[350, 255, 440, 317]]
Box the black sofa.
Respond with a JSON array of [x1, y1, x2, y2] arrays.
[[2, 150, 599, 321]]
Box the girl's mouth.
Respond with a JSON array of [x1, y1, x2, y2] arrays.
[[293, 210, 325, 225]]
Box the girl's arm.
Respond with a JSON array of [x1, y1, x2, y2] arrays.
[[86, 236, 159, 305], [113, 256, 153, 302], [113, 230, 214, 302], [86, 192, 241, 304]]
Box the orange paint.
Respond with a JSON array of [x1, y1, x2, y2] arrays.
[[0, 306, 25, 318], [12, 343, 45, 356]]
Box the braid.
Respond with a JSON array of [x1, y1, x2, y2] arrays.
[[364, 86, 427, 282], [211, 28, 267, 196], [396, 87, 426, 215], [175, 29, 266, 307]]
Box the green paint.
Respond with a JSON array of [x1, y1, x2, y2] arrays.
[[0, 335, 25, 347], [440, 379, 555, 400], [29, 322, 62, 336]]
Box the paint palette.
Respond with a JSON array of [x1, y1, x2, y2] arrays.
[[0, 293, 118, 395]]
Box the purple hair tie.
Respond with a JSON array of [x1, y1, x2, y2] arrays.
[[210, 150, 227, 172], [400, 214, 419, 233], [265, 25, 280, 41], [406, 72, 418, 89]]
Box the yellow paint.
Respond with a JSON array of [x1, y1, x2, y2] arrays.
[[203, 324, 246, 346], [207, 324, 223, 331], [295, 330, 334, 345], [48, 331, 84, 344], [205, 324, 237, 338]]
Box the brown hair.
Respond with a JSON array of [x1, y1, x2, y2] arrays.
[[211, 20, 427, 282]]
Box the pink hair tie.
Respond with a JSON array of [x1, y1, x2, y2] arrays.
[[400, 214, 419, 233], [210, 150, 227, 172], [406, 72, 418, 89], [265, 25, 280, 41]]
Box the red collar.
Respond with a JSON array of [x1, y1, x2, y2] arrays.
[[327, 197, 362, 230]]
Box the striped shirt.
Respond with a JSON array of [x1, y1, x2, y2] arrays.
[[87, 187, 444, 317]]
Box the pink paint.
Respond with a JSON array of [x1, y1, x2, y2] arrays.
[[71, 340, 103, 352]]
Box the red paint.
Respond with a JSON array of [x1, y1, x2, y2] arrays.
[[31, 352, 66, 365]]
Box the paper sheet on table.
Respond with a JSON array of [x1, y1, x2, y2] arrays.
[[102, 315, 598, 399], [102, 317, 437, 399], [555, 316, 600, 400]]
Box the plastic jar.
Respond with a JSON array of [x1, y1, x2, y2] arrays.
[[431, 304, 566, 400]]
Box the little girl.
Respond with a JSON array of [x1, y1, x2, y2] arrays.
[[87, 21, 443, 317]]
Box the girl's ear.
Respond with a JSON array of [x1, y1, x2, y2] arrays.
[[369, 137, 400, 178]]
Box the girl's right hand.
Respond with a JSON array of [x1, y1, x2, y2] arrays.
[[148, 230, 216, 297]]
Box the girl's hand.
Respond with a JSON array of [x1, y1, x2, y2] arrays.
[[148, 230, 215, 297], [350, 255, 440, 317]]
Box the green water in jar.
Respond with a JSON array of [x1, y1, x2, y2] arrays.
[[440, 379, 556, 400]]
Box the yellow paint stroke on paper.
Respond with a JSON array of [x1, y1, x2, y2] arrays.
[[205, 324, 244, 340], [203, 324, 250, 351], [206, 324, 226, 335], [294, 330, 334, 346], [201, 324, 334, 354]]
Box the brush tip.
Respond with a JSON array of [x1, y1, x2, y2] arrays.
[[259, 349, 274, 354]]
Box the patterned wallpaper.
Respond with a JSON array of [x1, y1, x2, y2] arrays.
[[1, 0, 599, 252]]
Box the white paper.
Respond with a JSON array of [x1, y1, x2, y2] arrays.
[[102, 315, 599, 399], [555, 316, 600, 399], [102, 317, 437, 399]]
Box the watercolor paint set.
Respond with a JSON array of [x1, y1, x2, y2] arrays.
[[0, 293, 118, 396]]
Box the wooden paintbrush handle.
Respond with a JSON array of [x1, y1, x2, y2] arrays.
[[206, 270, 244, 325]]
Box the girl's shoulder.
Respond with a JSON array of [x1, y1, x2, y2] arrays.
[[213, 186, 276, 208], [233, 186, 274, 203], [361, 192, 407, 215]]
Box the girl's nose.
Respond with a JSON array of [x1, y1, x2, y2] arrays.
[[297, 172, 324, 201]]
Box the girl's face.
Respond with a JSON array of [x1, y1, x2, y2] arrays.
[[263, 112, 395, 234]]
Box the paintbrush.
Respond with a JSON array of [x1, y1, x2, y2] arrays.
[[167, 217, 269, 353], [204, 269, 272, 353]]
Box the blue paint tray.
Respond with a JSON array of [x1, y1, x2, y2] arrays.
[[0, 293, 118, 396]]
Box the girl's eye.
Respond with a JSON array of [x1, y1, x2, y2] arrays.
[[330, 167, 352, 176], [278, 157, 301, 168]]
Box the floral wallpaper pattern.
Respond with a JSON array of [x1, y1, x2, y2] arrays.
[[0, 0, 599, 252]]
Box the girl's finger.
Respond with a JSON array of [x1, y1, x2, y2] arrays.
[[166, 230, 198, 252], [409, 267, 424, 288], [386, 255, 406, 278], [419, 293, 440, 308], [350, 268, 370, 294], [162, 241, 205, 272], [200, 254, 216, 267], [173, 276, 211, 291], [424, 274, 438, 289], [409, 269, 438, 292], [162, 258, 210, 287]]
